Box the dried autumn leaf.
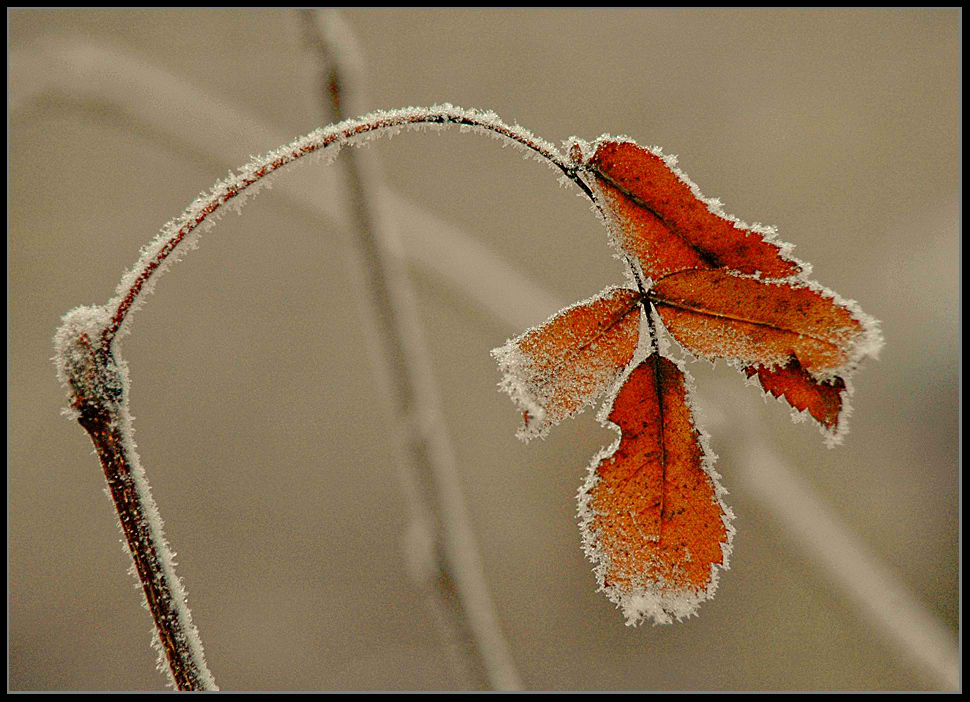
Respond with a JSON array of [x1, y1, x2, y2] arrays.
[[647, 268, 881, 440], [579, 355, 733, 626], [744, 358, 846, 437], [492, 286, 641, 440], [585, 138, 805, 282], [496, 130, 882, 626], [651, 269, 866, 376]]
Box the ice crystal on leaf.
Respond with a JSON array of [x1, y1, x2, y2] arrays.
[[494, 135, 882, 625]]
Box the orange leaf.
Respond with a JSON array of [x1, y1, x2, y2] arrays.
[[587, 139, 804, 281], [579, 355, 733, 626], [496, 132, 882, 625], [651, 269, 868, 376], [649, 269, 882, 440], [492, 286, 642, 440], [744, 358, 847, 440]]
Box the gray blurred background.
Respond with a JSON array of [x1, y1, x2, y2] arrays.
[[9, 9, 959, 691]]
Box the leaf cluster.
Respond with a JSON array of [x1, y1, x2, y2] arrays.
[[494, 137, 882, 625]]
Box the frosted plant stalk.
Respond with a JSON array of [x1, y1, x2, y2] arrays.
[[54, 104, 585, 689], [53, 313, 216, 690]]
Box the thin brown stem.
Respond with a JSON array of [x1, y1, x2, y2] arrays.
[[78, 409, 209, 690], [56, 330, 217, 690], [58, 102, 576, 691], [101, 104, 587, 350]]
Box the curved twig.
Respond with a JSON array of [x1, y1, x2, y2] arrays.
[[100, 104, 581, 349], [55, 104, 587, 690]]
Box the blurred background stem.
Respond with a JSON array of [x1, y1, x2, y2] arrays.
[[295, 10, 523, 691]]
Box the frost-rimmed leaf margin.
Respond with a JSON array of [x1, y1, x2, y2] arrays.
[[562, 132, 883, 448], [576, 335, 736, 627], [54, 104, 584, 689], [490, 286, 641, 442]]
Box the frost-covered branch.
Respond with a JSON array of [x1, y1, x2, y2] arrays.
[[49, 45, 574, 688], [53, 98, 565, 687], [98, 103, 578, 350], [52, 322, 217, 690], [54, 99, 557, 689]]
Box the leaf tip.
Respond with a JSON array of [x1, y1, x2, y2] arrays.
[[618, 588, 707, 627]]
